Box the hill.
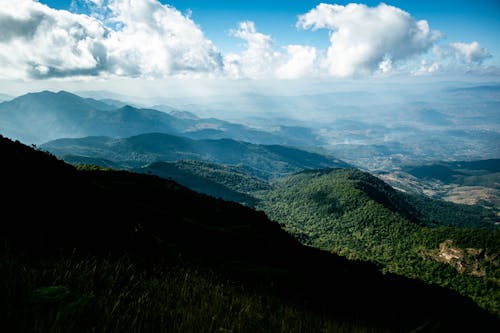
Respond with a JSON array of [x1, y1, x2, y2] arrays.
[[134, 160, 270, 206], [379, 158, 500, 210], [0, 90, 321, 146], [41, 133, 349, 178], [255, 168, 500, 314], [2, 135, 499, 332]]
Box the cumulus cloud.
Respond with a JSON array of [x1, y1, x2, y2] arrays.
[[103, 0, 222, 77], [0, 0, 108, 79], [224, 21, 317, 79], [276, 45, 317, 79], [0, 0, 222, 79], [297, 3, 442, 77], [0, 1, 494, 80], [224, 21, 280, 78], [449, 41, 491, 64]]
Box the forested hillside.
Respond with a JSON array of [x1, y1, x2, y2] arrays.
[[255, 168, 500, 314], [42, 132, 349, 178], [2, 135, 499, 332]]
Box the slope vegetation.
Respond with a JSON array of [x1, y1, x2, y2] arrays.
[[255, 168, 500, 314], [1, 135, 498, 332]]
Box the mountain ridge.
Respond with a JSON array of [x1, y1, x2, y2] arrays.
[[0, 90, 321, 146], [42, 132, 349, 178]]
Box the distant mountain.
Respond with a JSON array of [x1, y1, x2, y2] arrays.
[[98, 98, 132, 108], [0, 90, 322, 147], [168, 110, 199, 120], [2, 134, 499, 332], [448, 84, 500, 95], [0, 90, 181, 143], [413, 109, 452, 126], [404, 164, 466, 182], [42, 133, 349, 178], [399, 158, 500, 189]]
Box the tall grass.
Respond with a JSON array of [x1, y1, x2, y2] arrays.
[[0, 256, 380, 333]]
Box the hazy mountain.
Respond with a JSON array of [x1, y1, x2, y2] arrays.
[[42, 132, 349, 178], [98, 98, 132, 108], [2, 135, 498, 332], [0, 90, 182, 143], [0, 90, 322, 147]]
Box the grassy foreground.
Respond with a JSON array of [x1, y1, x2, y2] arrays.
[[1, 255, 379, 333]]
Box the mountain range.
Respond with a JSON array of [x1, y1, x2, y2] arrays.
[[41, 132, 348, 179], [0, 90, 321, 146], [2, 135, 499, 332]]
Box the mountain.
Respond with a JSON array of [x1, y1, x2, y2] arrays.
[[255, 168, 500, 315], [378, 158, 500, 211], [0, 90, 181, 143], [0, 90, 322, 146], [1, 135, 499, 332], [403, 159, 500, 182], [412, 109, 452, 126], [41, 133, 349, 178]]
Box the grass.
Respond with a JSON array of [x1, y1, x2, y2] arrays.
[[0, 255, 381, 333]]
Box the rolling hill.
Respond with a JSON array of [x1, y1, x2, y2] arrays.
[[2, 134, 499, 332], [41, 132, 349, 178], [378, 158, 500, 210], [134, 160, 270, 206]]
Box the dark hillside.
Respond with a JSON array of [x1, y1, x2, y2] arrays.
[[1, 135, 498, 332]]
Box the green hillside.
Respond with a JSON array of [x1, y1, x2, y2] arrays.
[[2, 135, 499, 332], [42, 132, 349, 178], [135, 160, 270, 206], [255, 168, 500, 314]]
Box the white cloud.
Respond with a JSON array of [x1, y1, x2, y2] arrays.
[[0, 1, 494, 80], [414, 60, 440, 76], [0, 0, 222, 79], [224, 21, 317, 79], [224, 21, 280, 78], [103, 0, 222, 77], [0, 0, 108, 79], [449, 41, 491, 64], [276, 45, 318, 79], [297, 3, 442, 77]]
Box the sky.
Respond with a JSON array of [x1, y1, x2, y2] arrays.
[[0, 0, 499, 97]]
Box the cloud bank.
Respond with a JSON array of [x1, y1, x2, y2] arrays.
[[0, 1, 493, 80], [0, 0, 222, 79]]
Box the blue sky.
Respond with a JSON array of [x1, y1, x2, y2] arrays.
[[39, 0, 500, 58]]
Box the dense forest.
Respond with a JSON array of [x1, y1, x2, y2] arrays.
[[2, 135, 499, 332], [255, 168, 500, 314]]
